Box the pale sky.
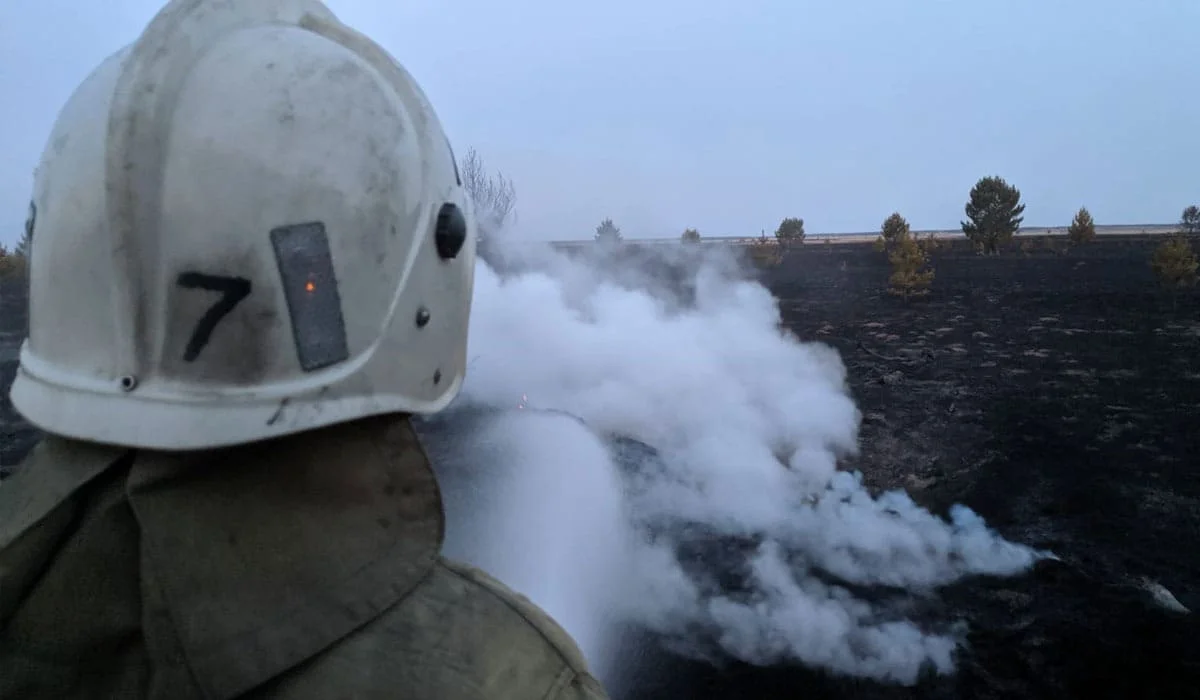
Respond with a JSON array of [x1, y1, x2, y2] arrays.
[[1, 0, 1196, 244]]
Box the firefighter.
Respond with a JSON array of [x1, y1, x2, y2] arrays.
[[0, 1, 609, 698]]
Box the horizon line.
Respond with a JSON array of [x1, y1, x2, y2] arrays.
[[538, 222, 1181, 245]]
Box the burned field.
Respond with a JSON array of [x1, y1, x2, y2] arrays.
[[2, 234, 1199, 699], [656, 236, 1200, 700]]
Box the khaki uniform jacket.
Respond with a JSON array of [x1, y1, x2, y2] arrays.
[[0, 416, 609, 700]]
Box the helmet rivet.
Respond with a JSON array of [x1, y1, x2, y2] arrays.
[[118, 375, 138, 392], [415, 307, 431, 328]]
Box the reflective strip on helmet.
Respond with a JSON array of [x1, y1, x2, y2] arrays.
[[270, 221, 350, 372]]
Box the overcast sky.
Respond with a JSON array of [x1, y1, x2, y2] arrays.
[[1, 1, 1197, 244]]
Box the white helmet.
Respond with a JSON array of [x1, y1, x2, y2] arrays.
[[10, 0, 476, 450]]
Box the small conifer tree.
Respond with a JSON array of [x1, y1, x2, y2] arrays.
[[594, 218, 623, 244], [887, 233, 934, 299], [1151, 234, 1198, 296], [1067, 206, 1096, 244]]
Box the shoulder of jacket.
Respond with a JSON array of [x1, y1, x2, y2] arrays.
[[437, 557, 592, 674], [0, 436, 127, 550]]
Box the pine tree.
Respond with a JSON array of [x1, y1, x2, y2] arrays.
[[594, 218, 622, 244], [887, 232, 935, 299], [876, 212, 911, 252], [961, 176, 1025, 254], [1151, 235, 1198, 290], [1067, 206, 1096, 244]]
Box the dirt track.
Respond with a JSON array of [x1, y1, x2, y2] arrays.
[[3, 234, 1200, 698]]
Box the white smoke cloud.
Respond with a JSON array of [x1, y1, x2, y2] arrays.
[[436, 240, 1048, 687], [430, 408, 633, 684]]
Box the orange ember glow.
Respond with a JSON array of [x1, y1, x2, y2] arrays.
[[305, 281, 316, 293]]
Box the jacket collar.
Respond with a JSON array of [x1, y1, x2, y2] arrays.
[[2, 415, 444, 700]]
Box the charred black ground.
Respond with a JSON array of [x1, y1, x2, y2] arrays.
[[2, 234, 1199, 699]]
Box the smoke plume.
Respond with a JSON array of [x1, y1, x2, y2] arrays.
[[433, 239, 1047, 687]]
